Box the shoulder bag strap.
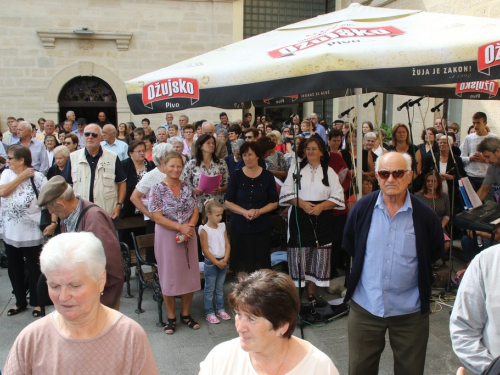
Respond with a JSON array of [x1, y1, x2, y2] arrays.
[[29, 176, 39, 199], [75, 204, 98, 230]]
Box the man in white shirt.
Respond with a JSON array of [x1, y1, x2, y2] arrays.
[[460, 112, 498, 192], [101, 124, 128, 161], [450, 245, 500, 374]]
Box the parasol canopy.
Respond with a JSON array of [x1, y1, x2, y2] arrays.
[[125, 3, 500, 114]]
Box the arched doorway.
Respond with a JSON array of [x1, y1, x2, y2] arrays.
[[58, 77, 117, 126]]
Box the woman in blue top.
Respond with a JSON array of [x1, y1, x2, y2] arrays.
[[225, 142, 279, 273]]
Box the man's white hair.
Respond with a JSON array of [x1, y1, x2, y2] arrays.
[[18, 121, 32, 132], [375, 151, 412, 172]]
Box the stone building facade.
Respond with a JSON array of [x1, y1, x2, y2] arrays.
[[0, 0, 497, 140], [0, 0, 239, 131]]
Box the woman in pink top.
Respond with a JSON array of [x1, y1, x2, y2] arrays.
[[2, 232, 159, 375]]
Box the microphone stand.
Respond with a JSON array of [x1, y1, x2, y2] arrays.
[[290, 123, 305, 339], [433, 106, 459, 292], [401, 102, 417, 193]]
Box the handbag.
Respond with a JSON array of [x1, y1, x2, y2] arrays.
[[30, 177, 52, 232]]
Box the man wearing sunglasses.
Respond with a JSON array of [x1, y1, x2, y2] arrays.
[[343, 152, 444, 375], [68, 124, 127, 220]]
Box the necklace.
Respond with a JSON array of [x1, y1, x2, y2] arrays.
[[252, 339, 290, 375]]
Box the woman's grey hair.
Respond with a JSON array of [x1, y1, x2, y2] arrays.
[[53, 145, 70, 158], [216, 129, 228, 138], [437, 134, 454, 145], [364, 132, 377, 140], [152, 142, 174, 166], [168, 136, 183, 146], [231, 138, 245, 153], [40, 232, 106, 281], [375, 151, 412, 172]]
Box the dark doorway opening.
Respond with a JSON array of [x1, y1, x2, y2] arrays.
[[58, 77, 117, 126]]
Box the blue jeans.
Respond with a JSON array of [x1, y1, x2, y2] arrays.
[[461, 235, 491, 261], [203, 258, 227, 316]]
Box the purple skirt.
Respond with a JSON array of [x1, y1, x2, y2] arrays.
[[154, 224, 201, 296]]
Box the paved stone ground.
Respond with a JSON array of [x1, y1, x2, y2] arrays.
[[0, 253, 469, 374]]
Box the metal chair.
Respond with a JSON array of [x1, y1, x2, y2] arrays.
[[130, 232, 165, 327]]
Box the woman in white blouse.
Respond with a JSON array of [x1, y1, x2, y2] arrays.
[[279, 136, 345, 302]]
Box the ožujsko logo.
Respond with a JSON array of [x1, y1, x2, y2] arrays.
[[142, 78, 199, 109], [268, 26, 404, 58], [478, 41, 500, 75], [456, 80, 499, 98]]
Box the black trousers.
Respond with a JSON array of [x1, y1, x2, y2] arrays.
[[4, 243, 43, 307]]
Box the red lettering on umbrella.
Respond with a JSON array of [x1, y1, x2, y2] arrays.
[[268, 26, 404, 58]]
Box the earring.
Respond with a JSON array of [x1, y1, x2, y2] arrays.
[[100, 291, 104, 296], [279, 332, 283, 338]]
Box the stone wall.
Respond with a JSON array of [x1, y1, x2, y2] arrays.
[[0, 0, 238, 132]]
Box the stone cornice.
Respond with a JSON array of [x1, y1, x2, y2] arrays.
[[36, 30, 133, 51]]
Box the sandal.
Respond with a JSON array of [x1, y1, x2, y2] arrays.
[[180, 314, 200, 330], [32, 309, 42, 318], [7, 305, 27, 316], [164, 318, 176, 335]]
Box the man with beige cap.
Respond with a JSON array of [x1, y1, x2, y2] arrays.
[[37, 176, 124, 309]]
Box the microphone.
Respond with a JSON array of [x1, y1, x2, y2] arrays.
[[409, 95, 426, 107], [283, 114, 295, 126], [363, 95, 378, 108], [431, 100, 446, 113], [339, 107, 354, 118], [397, 99, 412, 111]]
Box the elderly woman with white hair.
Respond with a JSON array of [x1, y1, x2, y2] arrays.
[[169, 136, 190, 163], [130, 142, 173, 261], [47, 145, 71, 181], [2, 232, 159, 374]]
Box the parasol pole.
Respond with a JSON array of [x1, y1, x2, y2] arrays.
[[355, 88, 363, 199]]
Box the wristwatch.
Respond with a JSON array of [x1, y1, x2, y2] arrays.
[[116, 202, 124, 208], [51, 221, 58, 225]]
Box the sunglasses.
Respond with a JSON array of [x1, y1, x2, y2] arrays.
[[244, 136, 253, 139], [84, 132, 99, 138], [377, 170, 408, 180]]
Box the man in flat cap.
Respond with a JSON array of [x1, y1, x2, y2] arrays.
[[37, 176, 124, 310]]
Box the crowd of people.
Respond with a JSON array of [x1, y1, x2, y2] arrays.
[[1, 109, 499, 374]]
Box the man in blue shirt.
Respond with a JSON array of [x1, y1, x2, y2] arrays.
[[101, 124, 129, 161], [308, 112, 328, 145], [343, 152, 444, 375]]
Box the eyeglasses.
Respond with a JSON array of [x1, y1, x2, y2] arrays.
[[377, 170, 408, 180], [244, 136, 253, 140], [84, 132, 99, 138], [132, 149, 146, 154]]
